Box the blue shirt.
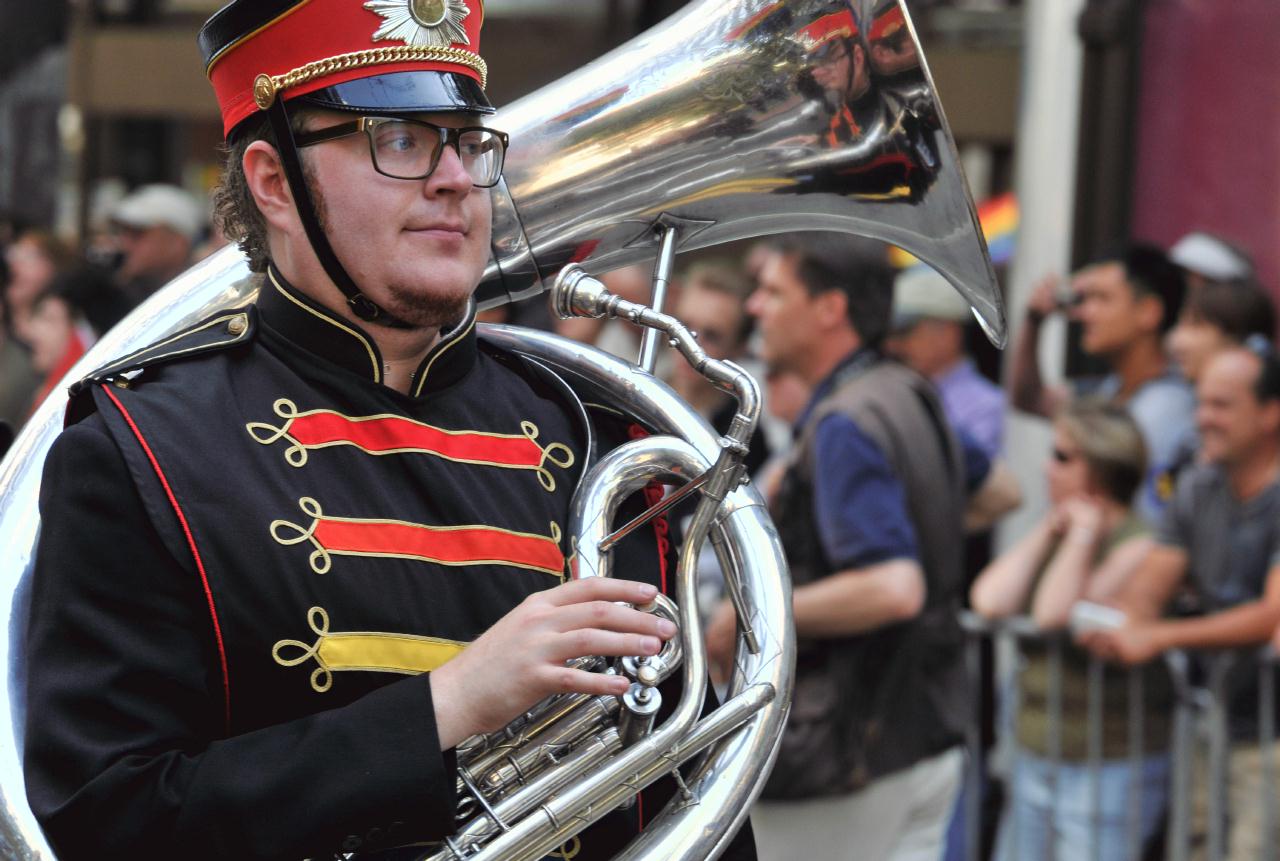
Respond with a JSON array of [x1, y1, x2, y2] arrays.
[[1074, 369, 1196, 524], [799, 351, 989, 571]]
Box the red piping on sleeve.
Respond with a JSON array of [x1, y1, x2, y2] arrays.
[[102, 384, 232, 731]]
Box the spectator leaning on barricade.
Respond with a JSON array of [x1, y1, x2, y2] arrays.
[[971, 401, 1172, 861], [706, 234, 987, 860], [1082, 344, 1280, 861], [1010, 244, 1192, 524]]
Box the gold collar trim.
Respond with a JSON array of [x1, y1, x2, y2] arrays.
[[266, 268, 383, 384]]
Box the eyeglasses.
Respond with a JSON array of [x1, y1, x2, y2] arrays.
[[293, 117, 509, 188], [812, 41, 851, 64]]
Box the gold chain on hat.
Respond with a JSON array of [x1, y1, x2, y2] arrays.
[[254, 45, 488, 110]]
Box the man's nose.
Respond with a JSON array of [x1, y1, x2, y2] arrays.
[[424, 143, 473, 194]]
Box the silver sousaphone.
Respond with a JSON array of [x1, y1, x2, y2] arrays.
[[0, 1, 1005, 857]]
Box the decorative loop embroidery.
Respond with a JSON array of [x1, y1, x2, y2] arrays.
[[270, 497, 566, 577], [521, 420, 575, 492], [272, 606, 467, 694], [272, 606, 334, 692], [245, 398, 309, 466], [245, 403, 575, 492], [269, 497, 332, 574]]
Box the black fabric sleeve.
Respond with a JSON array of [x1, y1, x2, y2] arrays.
[[23, 416, 457, 861]]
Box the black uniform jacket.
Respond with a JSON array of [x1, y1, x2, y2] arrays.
[[23, 267, 748, 860]]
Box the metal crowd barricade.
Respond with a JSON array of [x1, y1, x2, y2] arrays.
[[956, 612, 1280, 861]]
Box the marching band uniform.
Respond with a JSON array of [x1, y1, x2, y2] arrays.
[[24, 259, 708, 861], [27, 269, 586, 858], [23, 2, 753, 859]]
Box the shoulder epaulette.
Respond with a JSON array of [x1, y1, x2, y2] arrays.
[[68, 308, 256, 398]]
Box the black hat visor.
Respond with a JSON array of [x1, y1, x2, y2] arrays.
[[297, 70, 494, 118]]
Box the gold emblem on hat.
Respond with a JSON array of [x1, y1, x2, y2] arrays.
[[253, 73, 278, 109], [365, 0, 471, 49]]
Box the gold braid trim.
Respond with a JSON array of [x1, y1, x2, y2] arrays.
[[254, 46, 488, 110]]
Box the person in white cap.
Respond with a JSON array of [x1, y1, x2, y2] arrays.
[[887, 265, 1006, 460], [110, 183, 204, 302], [1168, 231, 1255, 292]]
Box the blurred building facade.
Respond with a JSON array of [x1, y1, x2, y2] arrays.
[[0, 0, 1023, 246]]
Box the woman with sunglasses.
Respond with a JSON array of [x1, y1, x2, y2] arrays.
[[971, 401, 1172, 861]]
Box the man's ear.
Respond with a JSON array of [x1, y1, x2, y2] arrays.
[[242, 141, 297, 234], [1260, 398, 1280, 437], [1135, 293, 1165, 334], [813, 287, 848, 331]]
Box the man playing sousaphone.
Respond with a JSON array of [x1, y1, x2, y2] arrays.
[[798, 8, 874, 147], [792, 4, 938, 203], [21, 2, 754, 858]]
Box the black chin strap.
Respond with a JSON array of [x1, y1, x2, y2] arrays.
[[266, 99, 414, 330]]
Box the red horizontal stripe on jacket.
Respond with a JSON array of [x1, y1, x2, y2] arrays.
[[315, 519, 563, 576], [291, 413, 543, 467]]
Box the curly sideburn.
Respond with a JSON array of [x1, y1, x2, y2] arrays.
[[211, 111, 311, 273]]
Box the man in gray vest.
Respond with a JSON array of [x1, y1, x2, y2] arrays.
[[708, 234, 976, 859]]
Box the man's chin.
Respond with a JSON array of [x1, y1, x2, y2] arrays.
[[1081, 336, 1119, 359], [381, 283, 474, 330]]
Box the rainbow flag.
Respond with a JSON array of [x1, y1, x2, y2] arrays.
[[888, 191, 1018, 269]]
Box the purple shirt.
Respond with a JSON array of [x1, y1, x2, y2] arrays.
[[933, 357, 1005, 461]]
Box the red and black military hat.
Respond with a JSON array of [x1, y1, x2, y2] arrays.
[[793, 8, 860, 56], [199, 0, 493, 141], [197, 0, 496, 327]]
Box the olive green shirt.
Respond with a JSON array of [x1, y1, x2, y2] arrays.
[[1016, 514, 1173, 760]]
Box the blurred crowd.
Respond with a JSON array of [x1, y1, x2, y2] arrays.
[[2, 185, 1279, 861], [546, 230, 1279, 861], [0, 183, 220, 449]]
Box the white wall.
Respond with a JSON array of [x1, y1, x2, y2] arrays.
[[997, 0, 1087, 550]]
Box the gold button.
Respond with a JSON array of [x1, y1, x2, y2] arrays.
[[253, 74, 277, 110], [227, 314, 247, 336], [114, 379, 130, 390]]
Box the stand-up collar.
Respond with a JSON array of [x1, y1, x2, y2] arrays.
[[256, 263, 478, 396]]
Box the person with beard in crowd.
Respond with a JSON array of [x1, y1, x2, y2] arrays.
[[1083, 345, 1280, 861]]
